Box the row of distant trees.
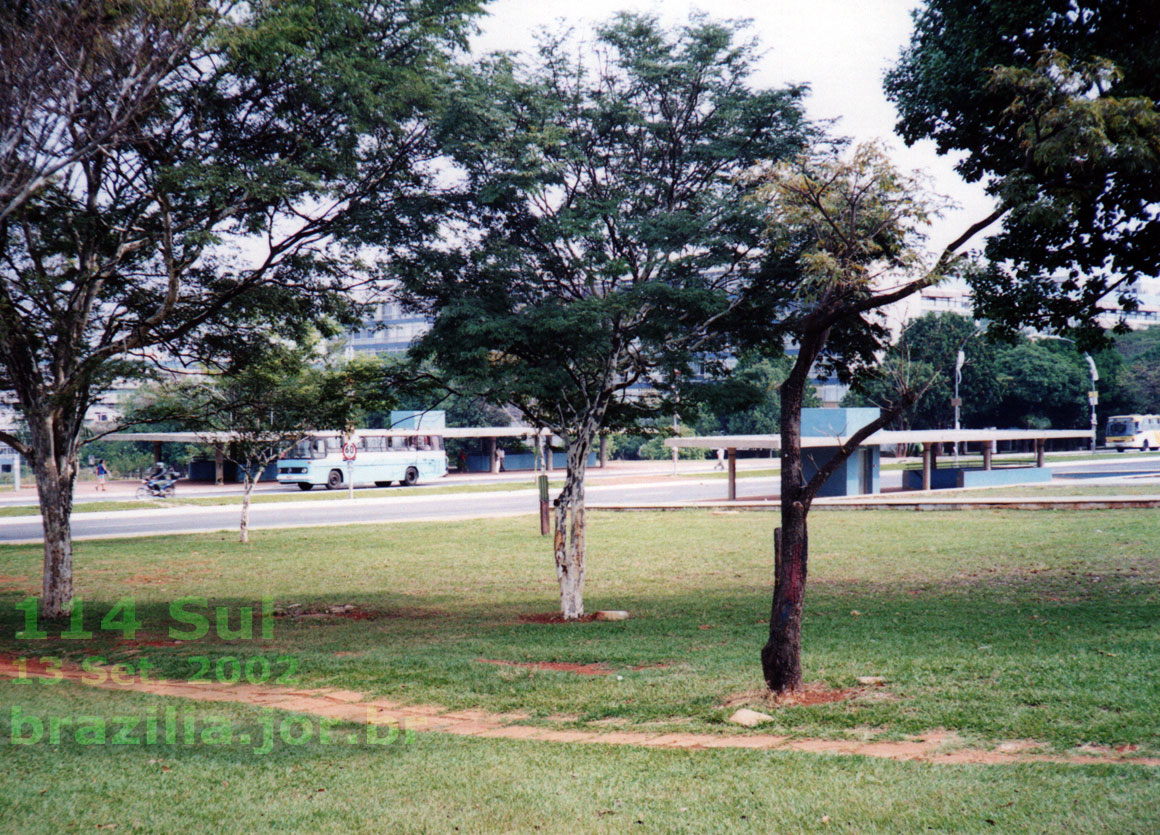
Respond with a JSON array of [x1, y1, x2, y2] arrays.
[[847, 313, 1160, 434], [2, 0, 1157, 694]]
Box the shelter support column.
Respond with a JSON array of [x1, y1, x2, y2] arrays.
[[599, 434, 607, 468], [921, 444, 932, 491], [214, 444, 224, 486], [153, 441, 162, 464], [982, 445, 993, 471], [727, 448, 737, 501], [1035, 438, 1046, 467], [488, 437, 499, 474]]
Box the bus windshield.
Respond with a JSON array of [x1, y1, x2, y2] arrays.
[[1107, 418, 1137, 437], [285, 438, 327, 459]]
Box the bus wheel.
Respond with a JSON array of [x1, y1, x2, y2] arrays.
[[297, 483, 313, 491], [1144, 440, 1151, 451], [404, 467, 419, 486], [374, 481, 392, 487], [326, 470, 343, 489]]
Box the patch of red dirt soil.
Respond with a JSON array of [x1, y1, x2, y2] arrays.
[[476, 658, 612, 675], [772, 682, 857, 707], [724, 682, 858, 708], [518, 612, 599, 624]]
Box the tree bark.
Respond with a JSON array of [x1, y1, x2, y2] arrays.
[[553, 431, 594, 620], [239, 477, 253, 544], [28, 414, 81, 619], [760, 324, 922, 693], [762, 349, 810, 692]]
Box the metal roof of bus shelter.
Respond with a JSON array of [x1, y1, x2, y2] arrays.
[[665, 428, 1092, 451], [104, 426, 545, 444], [668, 428, 1094, 501]]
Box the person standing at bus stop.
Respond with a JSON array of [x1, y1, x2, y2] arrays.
[[96, 459, 108, 491]]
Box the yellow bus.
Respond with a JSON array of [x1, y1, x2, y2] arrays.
[[1105, 414, 1160, 452]]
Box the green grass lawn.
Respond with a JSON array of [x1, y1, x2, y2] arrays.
[[0, 510, 1156, 753], [2, 510, 1158, 831], [2, 680, 1156, 834]]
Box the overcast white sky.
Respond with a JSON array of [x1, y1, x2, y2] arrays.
[[471, 0, 998, 258]]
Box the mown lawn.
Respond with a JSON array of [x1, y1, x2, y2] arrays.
[[0, 510, 1157, 752], [1, 679, 1156, 834]]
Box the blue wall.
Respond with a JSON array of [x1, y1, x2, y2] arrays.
[[463, 450, 595, 472], [802, 445, 880, 497], [801, 407, 879, 438], [903, 466, 1052, 490], [796, 408, 882, 497]]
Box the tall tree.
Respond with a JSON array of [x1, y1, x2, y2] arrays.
[[0, 0, 481, 616], [733, 143, 1003, 693], [885, 0, 1160, 346], [133, 350, 388, 542], [396, 13, 813, 619], [846, 313, 1110, 431]]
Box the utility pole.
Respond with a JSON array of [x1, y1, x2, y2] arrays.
[[1084, 353, 1100, 453], [953, 349, 965, 465]]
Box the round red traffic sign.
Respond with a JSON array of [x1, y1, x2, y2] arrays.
[[341, 442, 357, 461]]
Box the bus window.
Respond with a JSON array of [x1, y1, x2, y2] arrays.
[[1107, 418, 1136, 437]]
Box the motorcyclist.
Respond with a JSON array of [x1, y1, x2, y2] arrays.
[[141, 462, 180, 497]]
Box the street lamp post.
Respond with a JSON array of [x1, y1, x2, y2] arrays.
[[1041, 335, 1099, 453], [953, 349, 965, 465], [1084, 353, 1099, 453]]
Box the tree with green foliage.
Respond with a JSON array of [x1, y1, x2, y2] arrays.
[[1111, 328, 1160, 416], [885, 0, 1160, 346], [135, 350, 388, 542], [733, 142, 1003, 693], [396, 13, 814, 619], [693, 354, 821, 437], [849, 314, 1131, 432], [0, 0, 481, 616], [844, 313, 991, 431]]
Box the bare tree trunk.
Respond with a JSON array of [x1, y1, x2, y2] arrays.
[[553, 431, 594, 620], [239, 474, 254, 544], [27, 414, 80, 619], [760, 327, 921, 693], [762, 356, 809, 693]]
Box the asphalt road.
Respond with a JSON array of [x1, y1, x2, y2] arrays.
[[0, 476, 764, 543], [1, 455, 1157, 543]]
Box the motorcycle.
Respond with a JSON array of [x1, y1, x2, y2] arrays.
[[136, 466, 180, 499]]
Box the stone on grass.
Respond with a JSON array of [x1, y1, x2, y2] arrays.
[[728, 708, 775, 728], [857, 676, 886, 686], [594, 610, 630, 621]]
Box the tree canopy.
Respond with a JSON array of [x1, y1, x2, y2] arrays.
[[885, 0, 1160, 345], [395, 12, 814, 619], [0, 0, 482, 616]]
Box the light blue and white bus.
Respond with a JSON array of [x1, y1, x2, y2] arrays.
[[276, 431, 448, 490]]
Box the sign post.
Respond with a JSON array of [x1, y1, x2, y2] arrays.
[[538, 474, 550, 536], [342, 441, 357, 500]]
